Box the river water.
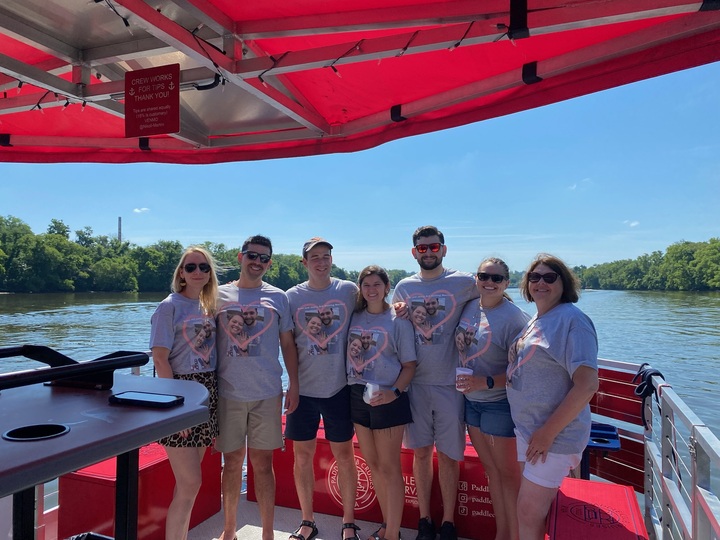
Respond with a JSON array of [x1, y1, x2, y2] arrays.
[[1, 289, 719, 436]]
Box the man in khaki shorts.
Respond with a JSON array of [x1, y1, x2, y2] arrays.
[[215, 235, 300, 540]]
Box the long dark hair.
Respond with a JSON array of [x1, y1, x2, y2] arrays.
[[354, 265, 391, 313]]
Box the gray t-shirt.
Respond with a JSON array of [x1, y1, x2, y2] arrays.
[[346, 309, 416, 387], [149, 292, 217, 374], [216, 282, 293, 402], [286, 278, 358, 398], [506, 302, 598, 454], [457, 297, 531, 402], [392, 268, 479, 385]]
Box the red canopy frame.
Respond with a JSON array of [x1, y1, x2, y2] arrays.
[[1, 0, 719, 164]]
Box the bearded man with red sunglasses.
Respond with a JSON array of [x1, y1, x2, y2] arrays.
[[392, 225, 479, 540]]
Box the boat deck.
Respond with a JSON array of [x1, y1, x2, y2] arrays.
[[187, 495, 442, 540]]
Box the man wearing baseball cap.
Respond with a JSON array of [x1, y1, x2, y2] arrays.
[[285, 237, 361, 540]]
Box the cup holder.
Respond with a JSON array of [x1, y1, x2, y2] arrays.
[[2, 423, 70, 441], [590, 437, 610, 444]]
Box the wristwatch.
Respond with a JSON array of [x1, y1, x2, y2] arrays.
[[392, 386, 402, 397], [486, 376, 495, 390]]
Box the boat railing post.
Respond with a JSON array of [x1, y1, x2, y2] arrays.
[[132, 350, 153, 376], [660, 391, 675, 540], [691, 425, 720, 540], [643, 383, 658, 539]]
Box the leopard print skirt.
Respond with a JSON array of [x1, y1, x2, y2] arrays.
[[159, 370, 219, 448]]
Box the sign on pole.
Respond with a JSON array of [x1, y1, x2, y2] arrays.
[[125, 64, 180, 138]]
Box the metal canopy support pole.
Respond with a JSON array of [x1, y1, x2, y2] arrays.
[[115, 449, 140, 540], [12, 487, 35, 539]]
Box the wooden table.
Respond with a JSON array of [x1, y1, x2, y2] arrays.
[[0, 374, 209, 539]]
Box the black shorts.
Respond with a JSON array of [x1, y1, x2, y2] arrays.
[[350, 383, 412, 430], [285, 385, 354, 442]]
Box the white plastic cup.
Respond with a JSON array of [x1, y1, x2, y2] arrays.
[[363, 382, 380, 404], [456, 367, 473, 391]]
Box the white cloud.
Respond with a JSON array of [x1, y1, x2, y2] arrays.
[[623, 220, 640, 227], [569, 178, 592, 191], [133, 207, 150, 214]]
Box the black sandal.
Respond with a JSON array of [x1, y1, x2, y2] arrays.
[[290, 520, 319, 540], [342, 523, 361, 540], [368, 523, 386, 540]]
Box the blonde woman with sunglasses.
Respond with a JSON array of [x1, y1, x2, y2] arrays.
[[506, 254, 599, 540], [150, 246, 220, 540]]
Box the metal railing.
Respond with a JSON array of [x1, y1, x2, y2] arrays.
[[644, 374, 720, 540]]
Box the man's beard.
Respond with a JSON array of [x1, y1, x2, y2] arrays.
[[418, 257, 442, 271]]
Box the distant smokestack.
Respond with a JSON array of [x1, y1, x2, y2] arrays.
[[118, 216, 122, 242]]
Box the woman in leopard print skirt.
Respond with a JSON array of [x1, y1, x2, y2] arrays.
[[150, 246, 220, 540]]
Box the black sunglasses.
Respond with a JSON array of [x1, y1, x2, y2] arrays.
[[477, 272, 505, 283], [243, 251, 271, 263], [183, 262, 211, 273], [528, 272, 559, 284], [415, 243, 443, 254]]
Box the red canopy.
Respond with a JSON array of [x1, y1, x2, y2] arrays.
[[1, 0, 719, 164]]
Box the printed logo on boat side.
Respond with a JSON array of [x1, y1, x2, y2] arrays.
[[327, 456, 376, 511]]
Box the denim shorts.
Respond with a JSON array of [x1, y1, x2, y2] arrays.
[[464, 398, 516, 438]]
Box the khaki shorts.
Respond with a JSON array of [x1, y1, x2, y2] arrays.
[[215, 394, 283, 453]]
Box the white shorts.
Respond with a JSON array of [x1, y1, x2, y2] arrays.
[[515, 431, 582, 489], [404, 383, 466, 461]]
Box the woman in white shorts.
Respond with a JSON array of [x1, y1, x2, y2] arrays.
[[506, 254, 599, 540]]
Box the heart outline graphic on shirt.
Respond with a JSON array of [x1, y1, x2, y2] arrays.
[[457, 316, 492, 367], [347, 325, 387, 373], [219, 302, 274, 351], [182, 316, 214, 362], [507, 320, 540, 386], [406, 290, 456, 340], [296, 302, 348, 349]]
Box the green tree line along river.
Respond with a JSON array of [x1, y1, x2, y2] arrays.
[[1, 215, 719, 293]]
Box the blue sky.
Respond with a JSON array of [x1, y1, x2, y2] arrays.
[[1, 62, 718, 274]]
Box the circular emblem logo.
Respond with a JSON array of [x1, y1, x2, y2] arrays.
[[326, 455, 376, 512]]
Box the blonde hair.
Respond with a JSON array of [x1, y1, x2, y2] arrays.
[[171, 246, 219, 315]]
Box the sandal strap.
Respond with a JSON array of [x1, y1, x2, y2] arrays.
[[342, 523, 360, 531], [368, 523, 386, 540], [290, 520, 318, 540]]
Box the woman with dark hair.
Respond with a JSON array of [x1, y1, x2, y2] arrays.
[[150, 246, 220, 540], [455, 257, 530, 540], [347, 265, 416, 540], [410, 303, 433, 345], [306, 314, 329, 355], [506, 254, 599, 540]]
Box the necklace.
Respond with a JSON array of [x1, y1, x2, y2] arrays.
[[364, 309, 383, 325]]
